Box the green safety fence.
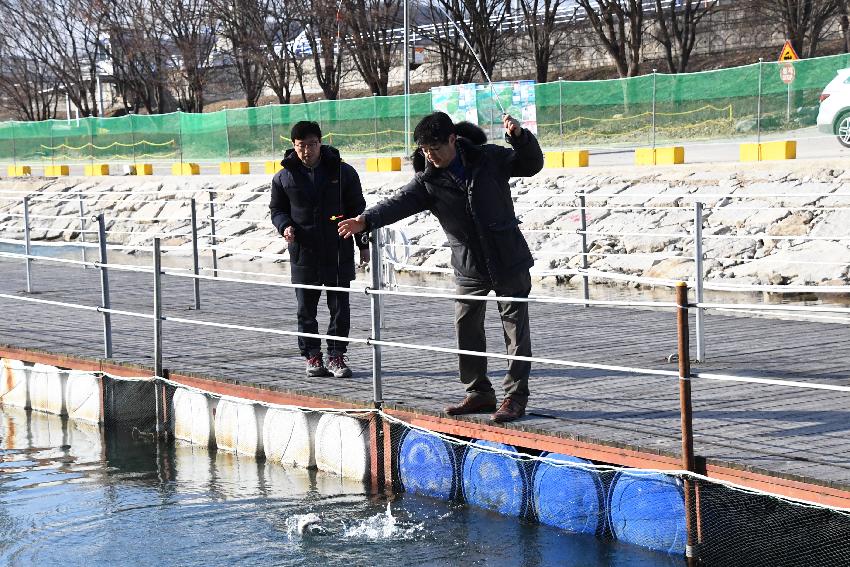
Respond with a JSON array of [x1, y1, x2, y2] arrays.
[[0, 53, 849, 163]]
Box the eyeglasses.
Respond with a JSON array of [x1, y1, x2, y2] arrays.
[[294, 140, 320, 150], [419, 144, 445, 155]]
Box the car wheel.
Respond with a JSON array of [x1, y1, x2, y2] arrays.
[[836, 113, 850, 147]]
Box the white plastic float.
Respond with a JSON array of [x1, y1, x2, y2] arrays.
[[314, 413, 370, 481]]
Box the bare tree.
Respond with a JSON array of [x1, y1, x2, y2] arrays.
[[575, 0, 644, 78], [1, 0, 109, 116], [841, 0, 850, 53], [436, 0, 510, 81], [755, 0, 840, 58], [103, 0, 171, 113], [295, 0, 347, 100], [211, 0, 267, 107], [262, 0, 304, 103], [342, 0, 402, 96], [651, 0, 718, 73], [151, 0, 217, 112], [517, 0, 574, 83], [0, 28, 59, 120], [420, 0, 480, 85]]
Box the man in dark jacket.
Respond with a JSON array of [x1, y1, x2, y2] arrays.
[[338, 112, 543, 423], [270, 121, 369, 378]]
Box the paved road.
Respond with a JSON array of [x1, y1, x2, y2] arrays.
[[3, 257, 850, 489], [2, 126, 848, 178]]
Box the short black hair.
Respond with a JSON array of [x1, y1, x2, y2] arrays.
[[291, 121, 322, 142], [413, 112, 455, 146]]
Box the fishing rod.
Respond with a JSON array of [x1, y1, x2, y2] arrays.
[[434, 3, 507, 116]]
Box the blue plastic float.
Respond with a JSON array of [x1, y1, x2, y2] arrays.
[[607, 471, 687, 555], [462, 440, 528, 517], [398, 428, 458, 500], [532, 452, 603, 535]]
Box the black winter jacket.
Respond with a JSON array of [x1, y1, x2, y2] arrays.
[[270, 145, 367, 284], [363, 129, 544, 285]]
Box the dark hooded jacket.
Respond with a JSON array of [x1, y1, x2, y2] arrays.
[[363, 128, 544, 285], [270, 144, 367, 284]]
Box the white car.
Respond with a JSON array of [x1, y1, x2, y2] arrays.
[[817, 68, 850, 147]]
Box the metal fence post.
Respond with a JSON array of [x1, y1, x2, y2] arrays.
[[373, 93, 379, 154], [190, 198, 201, 309], [208, 191, 219, 277], [676, 281, 699, 565], [96, 214, 113, 358], [22, 196, 32, 293], [579, 192, 590, 306], [78, 195, 88, 267], [651, 69, 658, 149], [693, 202, 705, 363], [558, 77, 564, 147], [224, 108, 231, 162], [153, 237, 163, 377], [756, 58, 763, 146], [153, 237, 163, 439], [369, 229, 383, 408]]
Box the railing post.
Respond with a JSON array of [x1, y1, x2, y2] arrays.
[[693, 202, 705, 362], [369, 229, 383, 408], [208, 191, 219, 277], [96, 214, 113, 358], [190, 198, 201, 309], [676, 281, 699, 566], [78, 195, 88, 267], [153, 237, 163, 378], [153, 239, 163, 440], [578, 192, 590, 306], [22, 196, 32, 293]]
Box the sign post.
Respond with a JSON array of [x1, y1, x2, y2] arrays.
[[778, 41, 799, 123]]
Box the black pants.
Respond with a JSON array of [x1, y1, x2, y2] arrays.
[[455, 270, 532, 402], [295, 283, 350, 357]]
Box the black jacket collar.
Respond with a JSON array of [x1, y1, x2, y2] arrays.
[[280, 144, 343, 173]]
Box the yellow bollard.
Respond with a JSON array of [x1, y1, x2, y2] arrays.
[[544, 151, 564, 169], [84, 164, 110, 176], [7, 165, 31, 176], [366, 157, 380, 172], [44, 165, 70, 176], [265, 161, 284, 174], [377, 157, 401, 172], [130, 163, 154, 175], [219, 161, 250, 175], [172, 162, 200, 175], [563, 150, 589, 168]]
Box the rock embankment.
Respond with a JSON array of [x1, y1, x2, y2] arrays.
[[1, 159, 849, 291]]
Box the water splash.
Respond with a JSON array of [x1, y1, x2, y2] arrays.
[[342, 502, 424, 541]]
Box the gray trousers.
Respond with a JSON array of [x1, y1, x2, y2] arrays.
[[455, 270, 532, 402]]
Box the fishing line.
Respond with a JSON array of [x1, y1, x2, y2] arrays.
[[434, 2, 506, 115]]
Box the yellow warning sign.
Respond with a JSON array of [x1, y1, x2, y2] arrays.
[[779, 40, 799, 62]]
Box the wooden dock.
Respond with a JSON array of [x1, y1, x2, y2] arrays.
[[3, 257, 850, 506]]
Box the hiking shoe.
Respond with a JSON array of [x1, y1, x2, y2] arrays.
[[327, 355, 352, 378], [445, 394, 497, 416], [491, 396, 526, 423], [306, 354, 331, 377]]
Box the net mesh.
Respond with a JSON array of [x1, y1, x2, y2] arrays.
[[3, 359, 850, 565], [1, 53, 846, 161]]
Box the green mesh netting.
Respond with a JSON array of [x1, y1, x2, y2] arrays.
[[1, 53, 849, 162]]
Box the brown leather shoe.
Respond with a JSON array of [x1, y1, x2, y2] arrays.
[[445, 395, 497, 416], [491, 397, 526, 423]]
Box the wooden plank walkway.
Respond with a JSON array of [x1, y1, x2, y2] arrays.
[[2, 257, 850, 493]]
